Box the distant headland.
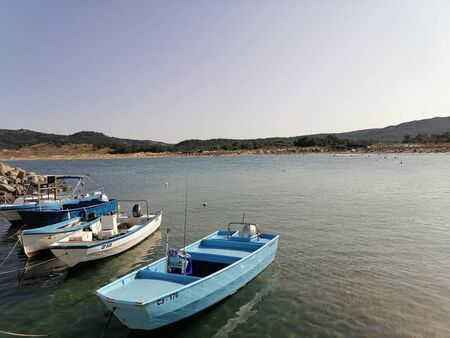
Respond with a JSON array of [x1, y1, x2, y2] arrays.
[[1, 116, 449, 160]]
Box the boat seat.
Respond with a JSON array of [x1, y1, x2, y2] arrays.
[[136, 270, 200, 285], [199, 239, 263, 252], [187, 251, 242, 264]]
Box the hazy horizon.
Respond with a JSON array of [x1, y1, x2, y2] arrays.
[[1, 1, 449, 143]]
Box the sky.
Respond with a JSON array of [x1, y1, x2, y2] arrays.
[[1, 0, 449, 143]]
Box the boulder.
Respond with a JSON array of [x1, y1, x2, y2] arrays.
[[9, 168, 19, 177], [17, 169, 26, 179], [15, 185, 24, 196], [0, 183, 15, 193], [0, 162, 11, 176], [27, 175, 39, 186]]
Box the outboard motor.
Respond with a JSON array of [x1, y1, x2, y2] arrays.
[[132, 204, 142, 218], [167, 249, 192, 275], [238, 224, 259, 237]]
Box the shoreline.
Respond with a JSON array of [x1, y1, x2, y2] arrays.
[[1, 143, 449, 161]]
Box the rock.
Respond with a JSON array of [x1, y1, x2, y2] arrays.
[[17, 169, 26, 179], [27, 175, 39, 186], [0, 162, 11, 176], [0, 182, 16, 193], [15, 185, 24, 196], [9, 168, 19, 177]]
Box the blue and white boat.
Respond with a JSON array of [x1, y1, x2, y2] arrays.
[[0, 175, 103, 223], [96, 222, 278, 331], [17, 198, 117, 227], [17, 217, 99, 257], [49, 210, 162, 267]]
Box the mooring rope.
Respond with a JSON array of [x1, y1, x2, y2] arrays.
[[0, 329, 48, 337], [7, 224, 26, 239], [100, 306, 116, 338], [0, 253, 67, 276], [0, 238, 20, 270]]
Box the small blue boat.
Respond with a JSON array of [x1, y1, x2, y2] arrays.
[[0, 175, 103, 223], [96, 222, 278, 330], [18, 198, 117, 227]]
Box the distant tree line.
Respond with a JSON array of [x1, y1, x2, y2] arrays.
[[403, 132, 450, 144], [293, 135, 371, 149]]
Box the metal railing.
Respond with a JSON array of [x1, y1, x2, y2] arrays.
[[227, 222, 261, 239], [116, 199, 150, 220]]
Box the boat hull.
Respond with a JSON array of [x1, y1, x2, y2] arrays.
[[18, 199, 117, 227], [0, 209, 22, 222], [98, 235, 278, 330], [18, 230, 77, 257], [1, 193, 103, 223], [50, 213, 162, 267]]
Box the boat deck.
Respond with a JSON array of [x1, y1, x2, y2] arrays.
[[105, 279, 183, 303]]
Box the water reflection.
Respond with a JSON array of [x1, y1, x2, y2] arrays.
[[18, 254, 69, 287]]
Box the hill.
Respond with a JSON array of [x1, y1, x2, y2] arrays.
[[173, 116, 450, 151], [0, 116, 449, 153], [0, 129, 167, 151], [336, 116, 450, 142]]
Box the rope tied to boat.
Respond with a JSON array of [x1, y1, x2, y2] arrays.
[[0, 238, 20, 270], [0, 330, 48, 337], [100, 306, 116, 338], [0, 253, 68, 276], [7, 224, 26, 239]]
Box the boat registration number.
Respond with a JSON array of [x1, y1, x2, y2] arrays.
[[101, 243, 112, 250], [157, 292, 179, 305]]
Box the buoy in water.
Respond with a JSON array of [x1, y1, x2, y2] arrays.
[[203, 202, 207, 206], [165, 182, 168, 186]]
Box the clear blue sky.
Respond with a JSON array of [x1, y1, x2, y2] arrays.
[[1, 0, 449, 143]]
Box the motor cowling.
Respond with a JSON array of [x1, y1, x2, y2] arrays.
[[167, 249, 192, 275], [238, 224, 259, 237], [132, 204, 142, 217]]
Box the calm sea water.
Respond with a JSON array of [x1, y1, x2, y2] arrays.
[[1, 154, 449, 337]]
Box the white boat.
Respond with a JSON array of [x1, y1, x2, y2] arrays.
[[17, 217, 99, 257], [49, 210, 162, 267]]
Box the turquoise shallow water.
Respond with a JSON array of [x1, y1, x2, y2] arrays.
[[1, 154, 450, 337]]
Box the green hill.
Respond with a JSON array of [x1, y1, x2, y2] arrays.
[[0, 129, 167, 151], [1, 116, 449, 153]]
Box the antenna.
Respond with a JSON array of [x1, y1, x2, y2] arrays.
[[165, 228, 170, 272], [183, 148, 189, 251], [181, 146, 189, 274], [183, 163, 188, 251], [242, 213, 246, 223]]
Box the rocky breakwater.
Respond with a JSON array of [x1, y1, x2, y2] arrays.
[[0, 162, 44, 203]]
